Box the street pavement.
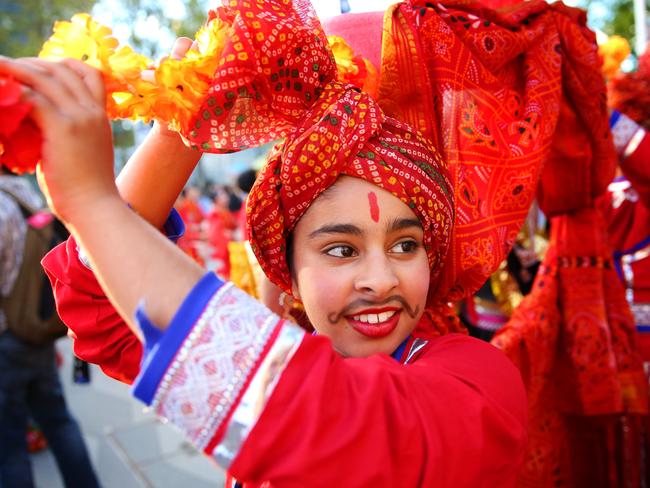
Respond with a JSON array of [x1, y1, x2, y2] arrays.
[[31, 337, 227, 488]]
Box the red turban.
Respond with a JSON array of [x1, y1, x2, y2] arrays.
[[247, 82, 454, 298], [183, 0, 455, 306]]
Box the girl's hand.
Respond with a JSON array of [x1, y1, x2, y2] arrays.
[[0, 56, 118, 223]]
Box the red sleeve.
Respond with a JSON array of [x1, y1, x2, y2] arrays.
[[230, 334, 527, 487], [42, 236, 142, 384]]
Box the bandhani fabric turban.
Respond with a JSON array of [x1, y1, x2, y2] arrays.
[[173, 0, 454, 300], [247, 83, 454, 297]]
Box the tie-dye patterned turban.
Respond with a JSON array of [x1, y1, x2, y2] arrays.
[[246, 82, 454, 296], [182, 0, 455, 298]]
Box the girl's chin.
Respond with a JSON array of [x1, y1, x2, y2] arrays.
[[333, 336, 405, 358]]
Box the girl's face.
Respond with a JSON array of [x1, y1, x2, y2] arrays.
[[291, 176, 430, 357]]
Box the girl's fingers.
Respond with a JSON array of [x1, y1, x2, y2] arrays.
[[57, 58, 106, 104], [23, 58, 106, 110], [170, 37, 194, 60], [17, 86, 59, 129]]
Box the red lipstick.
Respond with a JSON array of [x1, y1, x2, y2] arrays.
[[345, 309, 401, 338]]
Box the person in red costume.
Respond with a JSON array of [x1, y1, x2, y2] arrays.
[[0, 1, 530, 486], [205, 187, 236, 279], [175, 185, 206, 266], [603, 111, 650, 360], [333, 5, 648, 487]]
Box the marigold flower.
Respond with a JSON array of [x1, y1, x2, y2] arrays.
[[328, 35, 378, 98], [39, 13, 119, 71], [599, 35, 631, 80], [0, 75, 41, 174]]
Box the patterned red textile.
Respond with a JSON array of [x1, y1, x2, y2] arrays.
[[373, 0, 616, 302], [183, 0, 337, 152], [492, 208, 648, 486], [184, 0, 613, 309]]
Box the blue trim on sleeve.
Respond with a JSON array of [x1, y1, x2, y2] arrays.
[[613, 235, 650, 258], [612, 234, 650, 281], [610, 110, 621, 128], [132, 272, 224, 405], [164, 208, 185, 243]]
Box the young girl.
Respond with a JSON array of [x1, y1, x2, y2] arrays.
[[0, 0, 527, 485]]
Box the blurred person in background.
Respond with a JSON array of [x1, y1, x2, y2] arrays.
[[205, 186, 237, 278], [0, 167, 99, 488], [174, 185, 205, 265], [234, 168, 257, 240]]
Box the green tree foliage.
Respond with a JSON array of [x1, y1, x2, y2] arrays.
[[0, 0, 211, 59], [0, 0, 97, 56], [602, 0, 637, 51]]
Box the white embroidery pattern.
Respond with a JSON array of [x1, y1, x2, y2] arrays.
[[213, 323, 305, 468], [632, 303, 650, 327], [151, 283, 285, 452], [611, 113, 640, 155]]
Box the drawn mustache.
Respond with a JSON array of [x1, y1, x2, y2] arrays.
[[327, 295, 420, 324]]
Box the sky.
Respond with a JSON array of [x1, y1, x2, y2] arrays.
[[90, 0, 643, 70], [92, 0, 401, 54]]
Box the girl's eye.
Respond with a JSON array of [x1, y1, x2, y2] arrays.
[[325, 245, 357, 258], [390, 240, 419, 254]]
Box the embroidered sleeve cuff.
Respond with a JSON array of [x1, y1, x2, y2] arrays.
[[132, 272, 224, 404], [132, 279, 305, 470]]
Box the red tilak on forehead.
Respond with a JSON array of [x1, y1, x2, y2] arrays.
[[368, 191, 380, 222]]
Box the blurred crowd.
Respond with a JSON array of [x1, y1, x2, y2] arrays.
[[174, 169, 257, 280]]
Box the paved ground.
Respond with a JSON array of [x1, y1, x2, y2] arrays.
[[31, 338, 227, 488]]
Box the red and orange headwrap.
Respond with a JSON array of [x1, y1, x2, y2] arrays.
[[178, 0, 454, 299], [247, 82, 454, 295]]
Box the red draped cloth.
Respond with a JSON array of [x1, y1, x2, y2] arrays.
[[493, 209, 648, 486]]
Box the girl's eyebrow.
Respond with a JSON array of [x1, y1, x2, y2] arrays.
[[388, 218, 422, 232], [308, 223, 362, 239], [308, 218, 421, 239]]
